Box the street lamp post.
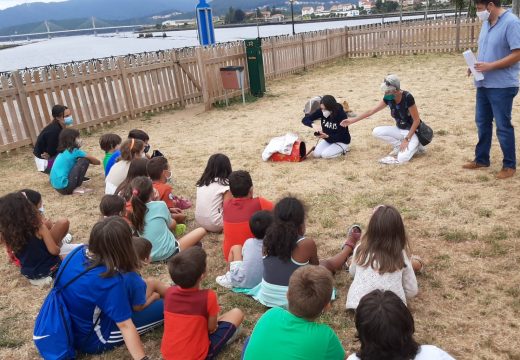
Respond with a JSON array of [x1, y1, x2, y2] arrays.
[[290, 0, 296, 36]]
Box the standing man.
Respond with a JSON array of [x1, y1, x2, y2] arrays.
[[33, 105, 73, 173], [463, 0, 520, 179]]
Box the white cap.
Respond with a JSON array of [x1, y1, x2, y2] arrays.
[[380, 74, 400, 92]]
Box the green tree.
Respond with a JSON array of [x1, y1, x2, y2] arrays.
[[225, 7, 235, 24], [233, 9, 246, 23]]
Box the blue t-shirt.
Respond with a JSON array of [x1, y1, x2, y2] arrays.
[[123, 272, 147, 308], [476, 10, 520, 88], [139, 201, 177, 262], [59, 247, 134, 354], [50, 148, 87, 189], [105, 150, 121, 176]]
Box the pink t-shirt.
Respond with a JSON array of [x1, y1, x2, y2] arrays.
[[195, 181, 229, 232]]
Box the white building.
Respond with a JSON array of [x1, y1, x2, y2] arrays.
[[269, 14, 285, 22], [301, 7, 315, 16]]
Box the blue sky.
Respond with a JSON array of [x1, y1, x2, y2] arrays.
[[0, 0, 66, 10]]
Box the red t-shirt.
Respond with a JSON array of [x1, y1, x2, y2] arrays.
[[161, 286, 219, 360], [222, 197, 273, 261], [153, 181, 175, 209]]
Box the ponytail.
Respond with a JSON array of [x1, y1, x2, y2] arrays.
[[128, 176, 153, 233]]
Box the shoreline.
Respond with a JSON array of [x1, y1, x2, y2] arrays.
[[137, 8, 459, 34]]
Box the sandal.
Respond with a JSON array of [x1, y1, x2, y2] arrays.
[[342, 224, 362, 251], [410, 255, 425, 274]]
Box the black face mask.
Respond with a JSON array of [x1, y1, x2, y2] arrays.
[[144, 144, 151, 154]]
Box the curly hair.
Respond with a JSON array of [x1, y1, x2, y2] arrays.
[[0, 192, 40, 253], [263, 197, 306, 262]]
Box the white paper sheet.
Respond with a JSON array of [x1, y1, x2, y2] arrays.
[[463, 50, 485, 81]]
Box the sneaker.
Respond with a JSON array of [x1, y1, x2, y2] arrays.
[[462, 161, 489, 170], [29, 276, 53, 287], [62, 233, 73, 244], [173, 196, 192, 210], [216, 273, 233, 289], [73, 187, 93, 195], [174, 224, 187, 238], [496, 167, 516, 180], [379, 156, 400, 165], [82, 176, 91, 183]]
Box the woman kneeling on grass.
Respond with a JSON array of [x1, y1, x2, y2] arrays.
[[57, 217, 163, 357], [341, 74, 426, 165], [302, 95, 352, 159]]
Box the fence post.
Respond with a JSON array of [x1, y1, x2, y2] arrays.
[[344, 26, 349, 58], [301, 33, 307, 71], [196, 47, 211, 111], [171, 51, 186, 109], [117, 57, 135, 119], [270, 38, 278, 77], [455, 17, 461, 52], [12, 71, 38, 144], [326, 29, 330, 59]]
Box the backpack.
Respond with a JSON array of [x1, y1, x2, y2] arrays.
[[33, 246, 98, 360]]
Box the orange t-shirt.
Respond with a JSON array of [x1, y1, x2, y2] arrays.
[[153, 181, 175, 209], [222, 197, 273, 261], [161, 286, 219, 360]]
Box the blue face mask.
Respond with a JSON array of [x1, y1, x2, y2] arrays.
[[64, 116, 73, 126], [384, 94, 395, 101]]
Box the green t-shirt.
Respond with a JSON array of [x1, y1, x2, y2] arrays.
[[243, 307, 345, 360], [103, 152, 113, 174]]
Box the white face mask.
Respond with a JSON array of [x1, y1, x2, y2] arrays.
[[39, 206, 45, 214], [322, 110, 331, 118], [75, 139, 83, 148], [476, 9, 490, 21]]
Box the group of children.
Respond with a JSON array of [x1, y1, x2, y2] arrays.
[[0, 120, 455, 359]]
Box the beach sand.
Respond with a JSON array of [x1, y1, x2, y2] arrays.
[[0, 53, 519, 359]]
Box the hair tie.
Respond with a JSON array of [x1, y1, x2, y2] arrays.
[[132, 189, 139, 196], [130, 138, 135, 150]]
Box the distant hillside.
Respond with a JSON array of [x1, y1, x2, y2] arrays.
[[0, 0, 198, 30], [0, 0, 294, 34]]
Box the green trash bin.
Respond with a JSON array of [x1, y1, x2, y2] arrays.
[[245, 38, 266, 97]]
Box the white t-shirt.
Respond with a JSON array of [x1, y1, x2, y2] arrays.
[[105, 160, 130, 194], [347, 345, 455, 360], [346, 247, 418, 309], [195, 180, 229, 232]]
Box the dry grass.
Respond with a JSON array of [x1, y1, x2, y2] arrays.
[[1, 53, 520, 360]]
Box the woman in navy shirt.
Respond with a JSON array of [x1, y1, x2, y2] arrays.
[[302, 95, 351, 159], [341, 74, 424, 164]]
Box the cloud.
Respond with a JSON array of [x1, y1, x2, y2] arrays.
[[0, 0, 68, 11]]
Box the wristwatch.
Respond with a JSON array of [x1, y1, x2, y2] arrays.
[[404, 136, 411, 142]]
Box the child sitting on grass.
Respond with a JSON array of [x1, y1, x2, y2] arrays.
[[195, 153, 233, 233], [216, 210, 273, 289], [243, 265, 345, 360], [125, 236, 169, 312], [99, 133, 122, 176], [348, 290, 454, 360], [250, 196, 360, 308], [50, 128, 100, 195], [161, 247, 244, 360], [222, 170, 273, 260], [99, 194, 126, 218], [0, 192, 74, 286], [127, 176, 206, 262], [346, 205, 421, 310], [146, 156, 188, 227]]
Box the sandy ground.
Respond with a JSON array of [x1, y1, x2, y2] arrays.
[[0, 53, 519, 360]]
